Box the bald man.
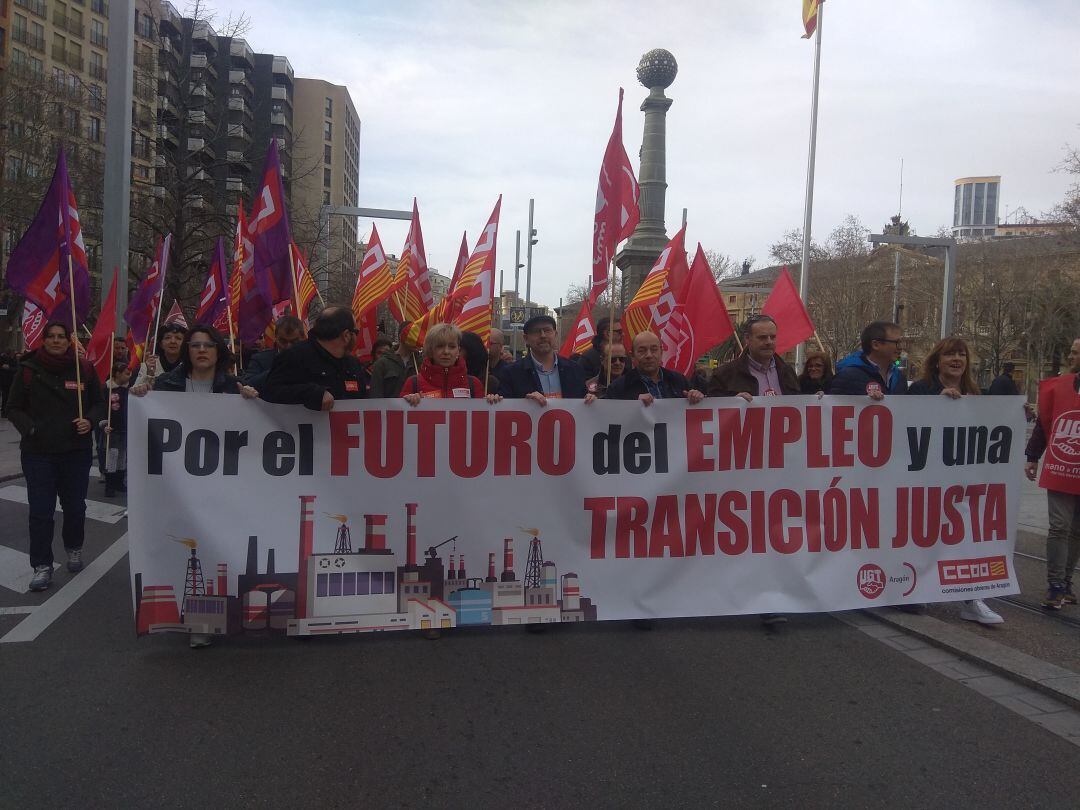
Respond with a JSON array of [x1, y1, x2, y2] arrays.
[[604, 331, 703, 405]]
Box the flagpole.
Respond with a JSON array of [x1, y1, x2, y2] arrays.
[[288, 242, 302, 322], [105, 334, 115, 459], [67, 254, 84, 419], [605, 259, 617, 388], [796, 0, 824, 373], [147, 239, 171, 379]]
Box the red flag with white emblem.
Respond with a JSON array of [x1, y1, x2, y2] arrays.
[[351, 224, 395, 360], [661, 244, 735, 376], [559, 291, 596, 358], [591, 89, 640, 303]]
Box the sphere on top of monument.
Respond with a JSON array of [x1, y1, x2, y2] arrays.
[[636, 49, 678, 90]]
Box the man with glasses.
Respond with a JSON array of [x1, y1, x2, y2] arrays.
[[262, 306, 368, 410], [586, 341, 628, 398], [828, 321, 908, 399], [498, 315, 594, 404]]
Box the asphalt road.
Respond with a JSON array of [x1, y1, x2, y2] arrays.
[[2, 487, 1080, 808]]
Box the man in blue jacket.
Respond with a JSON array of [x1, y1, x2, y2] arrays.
[[828, 321, 908, 399], [498, 315, 596, 404]]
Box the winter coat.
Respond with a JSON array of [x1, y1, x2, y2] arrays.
[[401, 357, 484, 399], [497, 354, 588, 399], [708, 353, 799, 398], [7, 351, 105, 454], [261, 337, 368, 410], [828, 351, 907, 396], [152, 365, 243, 394], [604, 367, 693, 400]]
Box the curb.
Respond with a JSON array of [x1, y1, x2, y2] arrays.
[[0, 472, 23, 484], [867, 607, 1080, 712]]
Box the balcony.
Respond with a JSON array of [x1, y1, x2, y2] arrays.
[[187, 110, 207, 125], [270, 112, 291, 130], [186, 167, 210, 181], [89, 61, 106, 80], [226, 150, 247, 165], [271, 84, 291, 103], [271, 55, 294, 83], [187, 138, 216, 160], [226, 177, 246, 193], [159, 2, 182, 35], [157, 95, 177, 119], [54, 11, 86, 38], [52, 46, 85, 72], [228, 70, 253, 94], [90, 29, 107, 47], [91, 0, 108, 16], [191, 19, 217, 47], [153, 154, 166, 168], [156, 124, 179, 148], [152, 185, 166, 198], [229, 38, 254, 67], [228, 123, 252, 143], [14, 0, 47, 19], [12, 28, 46, 53], [190, 82, 210, 100]]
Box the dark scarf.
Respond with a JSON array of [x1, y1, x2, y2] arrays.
[[34, 346, 77, 375]]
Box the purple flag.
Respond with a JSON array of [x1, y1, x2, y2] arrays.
[[247, 138, 293, 306], [5, 148, 90, 327], [195, 237, 229, 325], [124, 233, 172, 347]]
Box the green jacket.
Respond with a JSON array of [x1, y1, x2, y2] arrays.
[[369, 351, 412, 398], [7, 354, 105, 454]]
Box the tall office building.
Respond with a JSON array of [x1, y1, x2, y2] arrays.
[[952, 176, 1000, 239], [291, 77, 359, 302]]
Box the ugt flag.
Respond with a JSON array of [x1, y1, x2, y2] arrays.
[[5, 148, 91, 327], [196, 237, 230, 327]]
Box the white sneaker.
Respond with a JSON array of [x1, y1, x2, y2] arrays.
[[959, 599, 1004, 625]]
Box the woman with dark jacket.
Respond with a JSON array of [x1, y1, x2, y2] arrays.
[[7, 320, 105, 592], [132, 324, 258, 397], [798, 350, 834, 394], [133, 321, 186, 387]]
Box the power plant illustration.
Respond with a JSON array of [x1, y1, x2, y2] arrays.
[[133, 497, 598, 638]]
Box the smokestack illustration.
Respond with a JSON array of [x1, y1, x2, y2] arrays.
[[486, 553, 497, 582], [246, 536, 258, 576], [448, 554, 455, 581], [501, 538, 516, 582], [136, 584, 181, 634], [562, 573, 581, 611], [405, 503, 418, 568], [297, 496, 316, 620], [206, 581, 214, 596], [266, 549, 275, 576], [364, 514, 387, 551], [216, 563, 227, 598], [459, 554, 465, 580], [542, 561, 557, 592]]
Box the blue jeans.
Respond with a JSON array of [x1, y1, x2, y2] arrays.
[[22, 449, 93, 569]]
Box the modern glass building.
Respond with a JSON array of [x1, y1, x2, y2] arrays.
[[952, 176, 1001, 238]]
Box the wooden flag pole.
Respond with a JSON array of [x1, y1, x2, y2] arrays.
[[225, 297, 241, 372], [288, 242, 303, 325], [105, 334, 115, 459], [605, 259, 617, 389], [67, 254, 84, 419], [732, 329, 744, 354], [146, 242, 171, 380], [813, 331, 826, 354]]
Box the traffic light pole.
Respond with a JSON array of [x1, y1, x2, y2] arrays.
[[525, 199, 536, 307]]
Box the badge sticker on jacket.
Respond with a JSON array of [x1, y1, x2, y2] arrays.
[[344, 380, 359, 392], [763, 388, 778, 397], [452, 387, 471, 398], [65, 381, 84, 391], [866, 382, 882, 396]]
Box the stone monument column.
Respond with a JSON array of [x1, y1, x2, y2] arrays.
[[617, 48, 678, 303]]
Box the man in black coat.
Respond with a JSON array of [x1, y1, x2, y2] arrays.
[[497, 315, 595, 404], [242, 315, 305, 392], [261, 306, 367, 410], [988, 362, 1020, 396], [605, 331, 704, 405]]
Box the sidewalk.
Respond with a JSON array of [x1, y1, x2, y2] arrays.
[[0, 418, 21, 482]]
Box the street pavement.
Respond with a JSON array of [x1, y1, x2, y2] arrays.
[[2, 416, 1080, 806]]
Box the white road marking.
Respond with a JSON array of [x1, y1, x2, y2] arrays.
[[0, 546, 59, 594], [0, 606, 37, 615], [0, 534, 128, 644], [0, 485, 127, 525]]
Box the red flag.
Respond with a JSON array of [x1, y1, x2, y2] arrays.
[[85, 273, 119, 384], [761, 266, 815, 355], [622, 226, 689, 348], [560, 293, 596, 358], [351, 224, 395, 360], [196, 237, 229, 325], [163, 300, 188, 329], [452, 197, 501, 343], [658, 244, 735, 376], [448, 231, 469, 295], [389, 199, 433, 323], [21, 300, 46, 351], [591, 88, 640, 303]]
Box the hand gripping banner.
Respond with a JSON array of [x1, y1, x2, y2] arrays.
[[128, 396, 1025, 639]]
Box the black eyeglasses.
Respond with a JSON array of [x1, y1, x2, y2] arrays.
[[877, 338, 905, 347], [189, 341, 217, 350], [609, 357, 627, 364]]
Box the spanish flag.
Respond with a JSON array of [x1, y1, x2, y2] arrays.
[[802, 0, 821, 38]]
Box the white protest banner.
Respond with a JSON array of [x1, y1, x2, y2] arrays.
[[128, 395, 1025, 638]]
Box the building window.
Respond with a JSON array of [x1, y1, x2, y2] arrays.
[[88, 116, 101, 142], [90, 18, 104, 47], [323, 167, 331, 188], [30, 55, 43, 75], [323, 121, 331, 141], [53, 65, 66, 85], [323, 191, 330, 205], [324, 143, 331, 164], [973, 183, 985, 226], [325, 97, 333, 117]]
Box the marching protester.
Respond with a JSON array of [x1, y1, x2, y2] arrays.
[[828, 321, 907, 399], [908, 337, 1004, 625], [7, 321, 104, 592], [261, 305, 368, 410], [1025, 336, 1080, 610], [459, 330, 501, 394], [605, 331, 704, 405], [401, 323, 501, 404], [133, 321, 186, 387], [488, 328, 510, 377], [369, 323, 418, 398], [708, 314, 799, 400], [576, 317, 621, 379], [798, 350, 834, 394], [707, 314, 797, 626], [132, 325, 259, 398], [497, 315, 596, 404], [242, 315, 305, 392], [586, 340, 628, 398], [100, 359, 131, 498]]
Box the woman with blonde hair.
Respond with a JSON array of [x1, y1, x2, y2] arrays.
[[908, 336, 1003, 625], [401, 323, 501, 404]]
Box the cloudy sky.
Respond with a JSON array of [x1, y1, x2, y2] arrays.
[[212, 0, 1080, 306]]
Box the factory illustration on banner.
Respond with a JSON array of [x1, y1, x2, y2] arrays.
[[132, 496, 599, 639]]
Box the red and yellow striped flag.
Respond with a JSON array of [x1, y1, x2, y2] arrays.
[[290, 243, 318, 321], [622, 226, 689, 346], [352, 223, 394, 359], [451, 196, 501, 344], [802, 0, 821, 38]]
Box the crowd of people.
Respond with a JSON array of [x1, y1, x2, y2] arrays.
[[4, 303, 1078, 641]]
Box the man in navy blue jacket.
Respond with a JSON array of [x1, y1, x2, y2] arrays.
[[498, 315, 596, 405], [828, 321, 908, 399]]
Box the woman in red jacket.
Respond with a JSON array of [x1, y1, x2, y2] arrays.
[[402, 323, 502, 405]]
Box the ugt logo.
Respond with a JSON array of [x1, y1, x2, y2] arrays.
[[1048, 410, 1080, 465], [857, 564, 886, 599]]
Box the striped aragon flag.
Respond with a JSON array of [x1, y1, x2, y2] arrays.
[[802, 0, 821, 38], [621, 225, 689, 347], [351, 223, 395, 360], [290, 244, 318, 321]]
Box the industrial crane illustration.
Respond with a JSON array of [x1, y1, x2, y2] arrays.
[[425, 536, 459, 560]]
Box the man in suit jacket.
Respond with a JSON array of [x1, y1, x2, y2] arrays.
[[497, 315, 596, 405]]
